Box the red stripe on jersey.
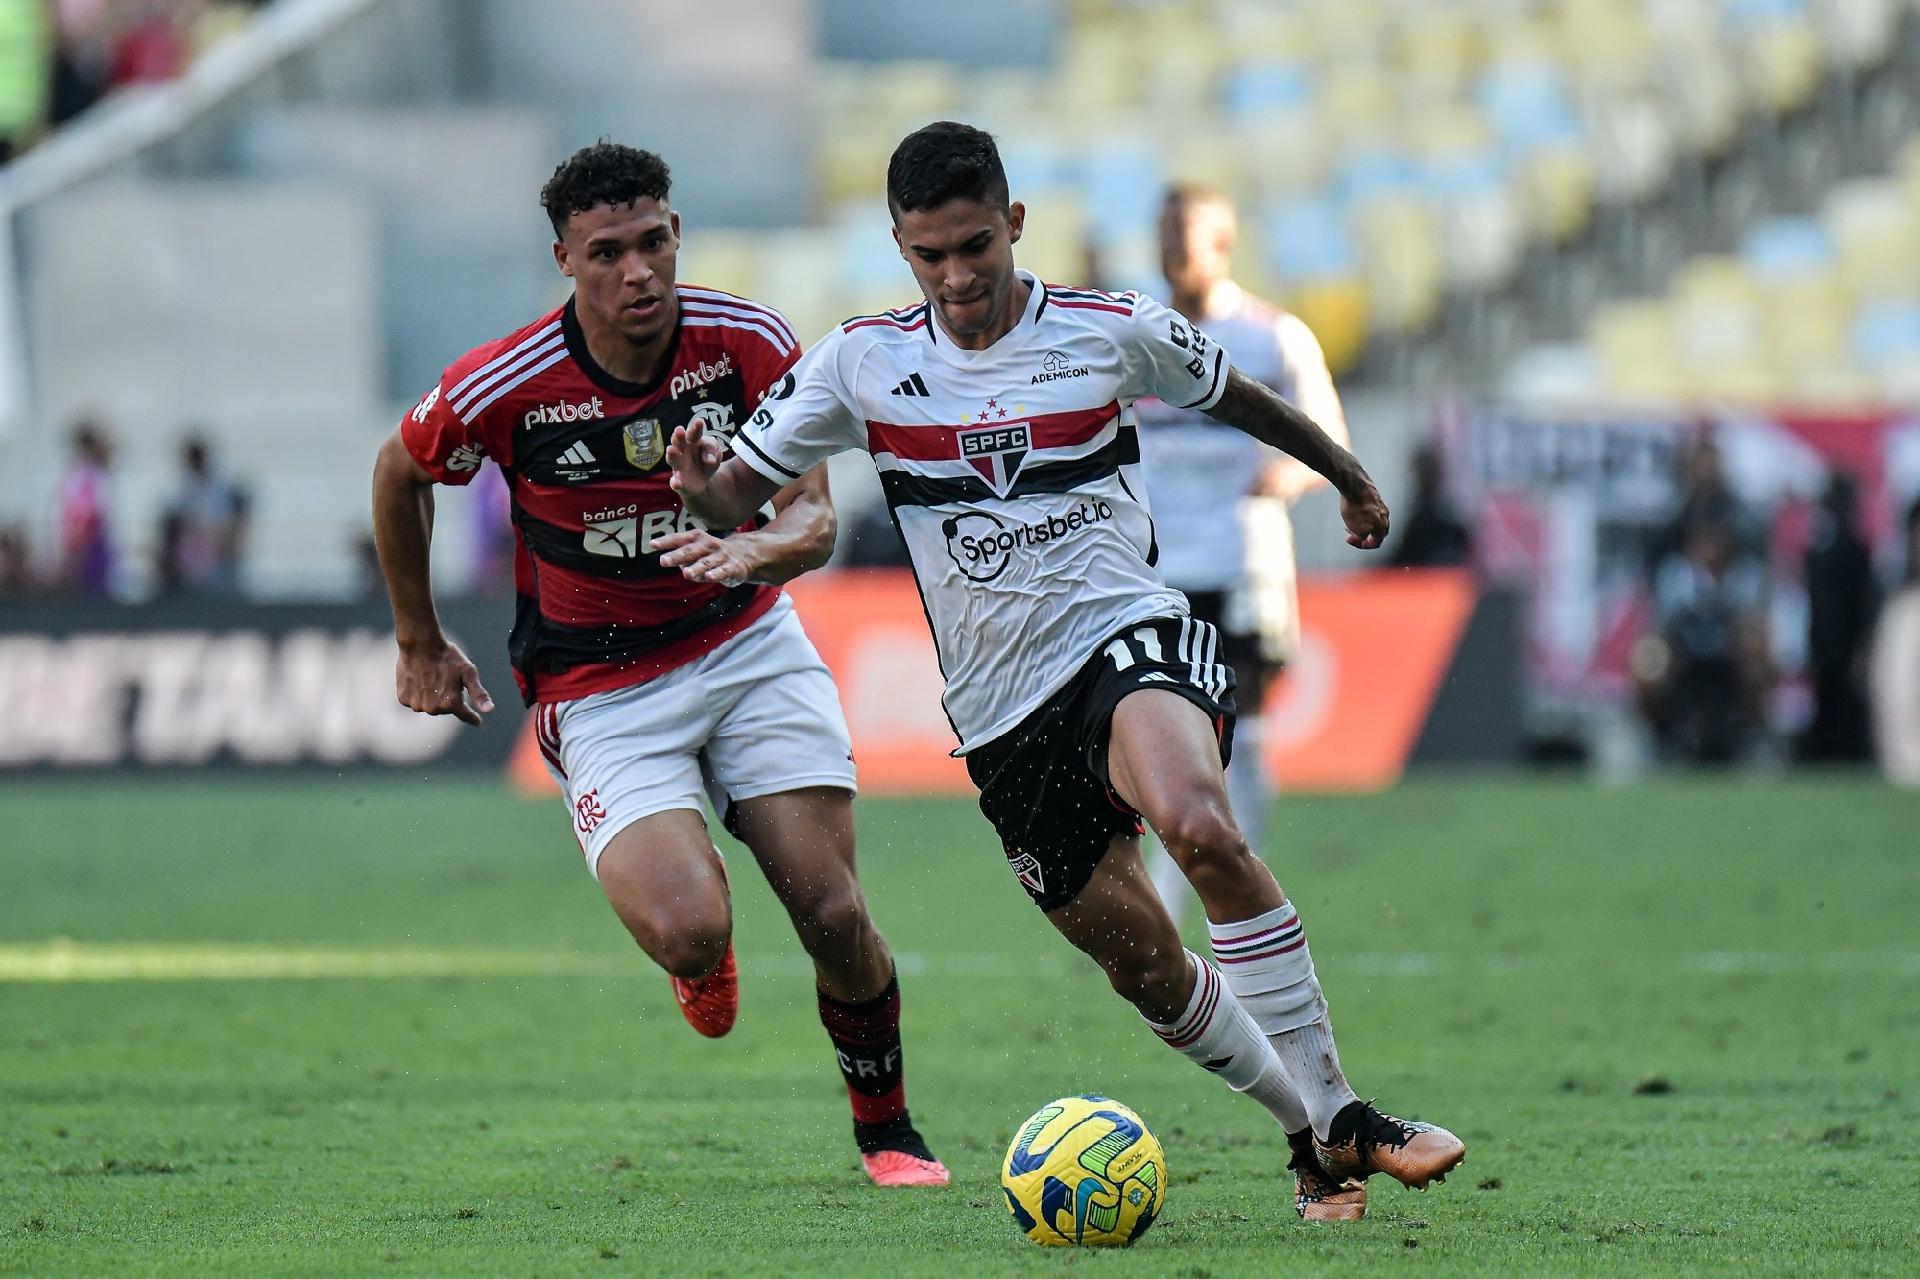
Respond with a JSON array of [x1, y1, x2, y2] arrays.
[[534, 588, 778, 704], [1049, 298, 1133, 316], [844, 311, 928, 334], [865, 401, 1120, 461]]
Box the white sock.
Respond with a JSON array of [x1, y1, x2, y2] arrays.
[[1142, 950, 1309, 1131], [1225, 715, 1271, 853], [1209, 904, 1358, 1138], [1145, 838, 1194, 931]]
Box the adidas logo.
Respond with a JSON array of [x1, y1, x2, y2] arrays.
[[558, 442, 596, 466], [889, 372, 931, 397]]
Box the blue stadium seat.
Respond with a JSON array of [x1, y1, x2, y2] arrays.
[[1260, 196, 1358, 282], [1850, 299, 1920, 369], [1740, 216, 1834, 282]]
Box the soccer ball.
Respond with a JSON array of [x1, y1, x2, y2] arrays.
[[1000, 1096, 1167, 1247]]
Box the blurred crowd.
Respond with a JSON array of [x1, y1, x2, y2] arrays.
[[1627, 433, 1920, 769], [0, 0, 271, 163], [0, 416, 250, 599]]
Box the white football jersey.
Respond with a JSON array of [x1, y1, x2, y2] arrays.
[[732, 271, 1229, 752]]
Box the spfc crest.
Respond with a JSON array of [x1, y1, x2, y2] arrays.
[[622, 417, 665, 470], [957, 422, 1030, 494]]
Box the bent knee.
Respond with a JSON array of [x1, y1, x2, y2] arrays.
[[1157, 795, 1249, 865], [1101, 944, 1191, 1007], [653, 920, 731, 980], [788, 882, 872, 946]]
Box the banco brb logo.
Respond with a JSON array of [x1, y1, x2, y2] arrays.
[[943, 500, 1115, 584]]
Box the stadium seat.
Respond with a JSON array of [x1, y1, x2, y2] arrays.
[[1590, 299, 1687, 400]]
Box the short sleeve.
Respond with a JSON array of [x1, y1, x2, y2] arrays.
[[729, 333, 866, 484], [1117, 291, 1230, 412], [399, 375, 492, 486]]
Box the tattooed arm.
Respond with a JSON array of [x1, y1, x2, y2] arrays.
[[1203, 366, 1390, 550]]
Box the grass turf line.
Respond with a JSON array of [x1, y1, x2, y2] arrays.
[[1, 778, 1916, 1275]]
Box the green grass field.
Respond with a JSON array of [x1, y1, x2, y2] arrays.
[[2, 778, 1917, 1276]]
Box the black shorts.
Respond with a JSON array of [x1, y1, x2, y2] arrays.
[[1182, 589, 1278, 706], [964, 614, 1236, 912]]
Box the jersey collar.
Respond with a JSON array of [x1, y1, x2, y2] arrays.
[[562, 294, 682, 399], [935, 270, 1044, 364]]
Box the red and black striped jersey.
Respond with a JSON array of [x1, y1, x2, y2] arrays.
[[401, 285, 801, 704]]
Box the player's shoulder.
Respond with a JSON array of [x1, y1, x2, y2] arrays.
[[836, 299, 933, 342], [1040, 282, 1142, 319], [441, 305, 567, 387], [676, 283, 800, 360]]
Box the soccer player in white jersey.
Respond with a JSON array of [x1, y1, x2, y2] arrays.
[[1136, 185, 1352, 922], [668, 122, 1464, 1221]]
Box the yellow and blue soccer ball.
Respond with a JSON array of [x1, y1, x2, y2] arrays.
[[1000, 1096, 1167, 1247]]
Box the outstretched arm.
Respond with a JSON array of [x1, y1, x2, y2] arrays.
[[370, 428, 493, 724], [656, 462, 836, 587], [667, 420, 784, 531], [1204, 366, 1389, 550]]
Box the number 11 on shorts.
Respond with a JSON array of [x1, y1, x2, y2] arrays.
[[1104, 627, 1165, 672]]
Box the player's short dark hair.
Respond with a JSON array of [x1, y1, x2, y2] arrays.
[[886, 121, 1010, 221], [540, 141, 672, 237]]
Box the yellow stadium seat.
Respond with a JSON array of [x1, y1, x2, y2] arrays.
[[1827, 179, 1920, 302], [1010, 193, 1092, 285], [1742, 15, 1824, 116], [1591, 300, 1686, 402], [1762, 274, 1851, 380], [1518, 144, 1598, 244], [1280, 279, 1371, 378], [675, 233, 761, 300], [1352, 197, 1443, 334]]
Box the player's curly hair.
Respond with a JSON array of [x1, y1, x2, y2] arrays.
[[886, 121, 1009, 221], [540, 141, 672, 237]]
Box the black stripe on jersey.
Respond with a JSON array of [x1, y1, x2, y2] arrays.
[[734, 430, 803, 480], [878, 426, 1141, 510], [516, 587, 762, 680], [1115, 468, 1158, 568], [1177, 347, 1228, 410]]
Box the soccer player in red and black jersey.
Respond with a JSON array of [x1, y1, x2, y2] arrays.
[[369, 142, 946, 1187]]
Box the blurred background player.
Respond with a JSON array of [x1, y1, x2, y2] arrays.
[[370, 142, 945, 1188], [672, 122, 1462, 1223], [1136, 185, 1353, 921], [155, 433, 251, 597]]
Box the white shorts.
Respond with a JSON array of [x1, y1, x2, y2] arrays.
[[532, 596, 857, 877]]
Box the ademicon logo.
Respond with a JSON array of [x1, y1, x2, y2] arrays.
[[0, 629, 461, 767]]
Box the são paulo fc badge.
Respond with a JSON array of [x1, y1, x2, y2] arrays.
[[623, 418, 665, 470], [1007, 850, 1045, 896], [958, 422, 1031, 495]]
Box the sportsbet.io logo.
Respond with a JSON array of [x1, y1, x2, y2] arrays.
[[942, 500, 1116, 583]]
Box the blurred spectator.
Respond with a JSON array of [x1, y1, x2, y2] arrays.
[[1650, 431, 1761, 571], [155, 433, 250, 596], [1871, 498, 1920, 785], [55, 417, 115, 595], [1387, 444, 1472, 570], [1798, 472, 1878, 763], [0, 524, 38, 596], [0, 0, 52, 163], [1635, 518, 1772, 766], [108, 0, 188, 87], [468, 463, 515, 597], [350, 530, 384, 602]]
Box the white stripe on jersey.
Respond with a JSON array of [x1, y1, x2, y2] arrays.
[[451, 330, 566, 417], [447, 321, 561, 408], [681, 311, 795, 356], [679, 288, 799, 346], [464, 347, 570, 420]]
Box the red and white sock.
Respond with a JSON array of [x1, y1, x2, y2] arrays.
[[1144, 950, 1309, 1131], [1210, 904, 1358, 1139]]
